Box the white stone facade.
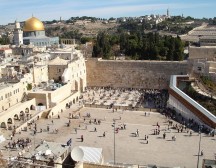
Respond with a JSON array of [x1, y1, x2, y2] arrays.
[[13, 21, 23, 46]]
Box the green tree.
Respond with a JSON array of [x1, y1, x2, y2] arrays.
[[27, 83, 32, 90], [0, 35, 10, 45]]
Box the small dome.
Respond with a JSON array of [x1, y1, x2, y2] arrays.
[[23, 17, 44, 32]]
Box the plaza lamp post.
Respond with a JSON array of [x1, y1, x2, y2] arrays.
[[112, 119, 116, 165], [196, 125, 202, 168], [32, 130, 36, 155]]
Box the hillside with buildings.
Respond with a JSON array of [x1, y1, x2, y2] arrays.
[[0, 14, 215, 168]]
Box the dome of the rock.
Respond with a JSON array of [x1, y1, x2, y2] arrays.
[[23, 17, 44, 32]]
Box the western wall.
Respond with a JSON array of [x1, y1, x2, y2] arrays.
[[86, 58, 188, 89]]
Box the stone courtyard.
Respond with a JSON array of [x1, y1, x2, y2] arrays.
[[0, 103, 215, 168]]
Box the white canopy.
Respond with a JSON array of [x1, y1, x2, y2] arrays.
[[0, 135, 5, 143], [71, 146, 103, 164]]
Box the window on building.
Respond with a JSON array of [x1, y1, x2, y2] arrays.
[[58, 69, 61, 73], [5, 94, 7, 98], [197, 67, 202, 71]]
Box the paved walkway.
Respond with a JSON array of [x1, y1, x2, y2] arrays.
[[0, 105, 215, 168]]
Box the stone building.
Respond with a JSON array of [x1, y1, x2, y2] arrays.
[[13, 16, 59, 47], [32, 65, 49, 86], [13, 21, 23, 46], [0, 75, 36, 129]]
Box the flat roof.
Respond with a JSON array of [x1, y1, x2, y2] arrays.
[[23, 141, 70, 161], [0, 82, 13, 91]]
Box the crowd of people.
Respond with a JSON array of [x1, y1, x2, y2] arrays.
[[6, 138, 31, 150], [83, 87, 169, 110], [161, 107, 214, 135]]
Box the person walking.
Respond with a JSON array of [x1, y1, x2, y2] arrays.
[[136, 129, 139, 137]]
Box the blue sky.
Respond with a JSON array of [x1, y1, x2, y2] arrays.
[[0, 0, 215, 25]]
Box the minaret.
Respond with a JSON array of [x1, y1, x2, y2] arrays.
[[167, 8, 170, 18], [13, 20, 23, 45]]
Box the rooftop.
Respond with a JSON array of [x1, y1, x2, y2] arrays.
[[48, 57, 69, 65], [23, 141, 70, 161], [0, 82, 14, 91]]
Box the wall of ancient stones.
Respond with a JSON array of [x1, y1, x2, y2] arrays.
[[189, 46, 216, 60], [86, 58, 188, 89]]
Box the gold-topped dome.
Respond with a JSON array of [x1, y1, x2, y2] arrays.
[[23, 17, 44, 32]]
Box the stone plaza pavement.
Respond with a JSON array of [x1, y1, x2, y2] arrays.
[[0, 105, 215, 168]]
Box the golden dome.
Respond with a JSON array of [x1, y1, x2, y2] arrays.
[[23, 17, 44, 31]]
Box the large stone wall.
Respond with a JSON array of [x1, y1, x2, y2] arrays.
[[86, 59, 188, 89], [189, 46, 216, 60]]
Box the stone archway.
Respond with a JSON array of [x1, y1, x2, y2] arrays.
[[1, 122, 6, 128], [7, 118, 13, 124], [14, 114, 19, 120], [80, 78, 83, 92], [75, 81, 78, 91], [20, 111, 25, 121], [20, 111, 24, 116], [66, 103, 69, 108], [38, 103, 44, 106], [30, 105, 35, 110], [25, 108, 29, 113]]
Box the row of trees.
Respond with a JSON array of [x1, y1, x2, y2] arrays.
[[92, 31, 185, 61], [0, 35, 10, 45], [209, 17, 216, 25], [117, 16, 197, 33]]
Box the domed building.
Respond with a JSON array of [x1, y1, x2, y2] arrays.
[[14, 16, 59, 47]]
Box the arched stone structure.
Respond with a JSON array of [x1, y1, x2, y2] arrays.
[[66, 103, 69, 108], [75, 80, 78, 91], [38, 103, 44, 106], [30, 105, 35, 110], [20, 111, 24, 116], [1, 122, 6, 128], [80, 78, 83, 92], [60, 38, 74, 45], [7, 118, 13, 124], [14, 114, 19, 120], [25, 108, 29, 113], [20, 111, 25, 120]]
